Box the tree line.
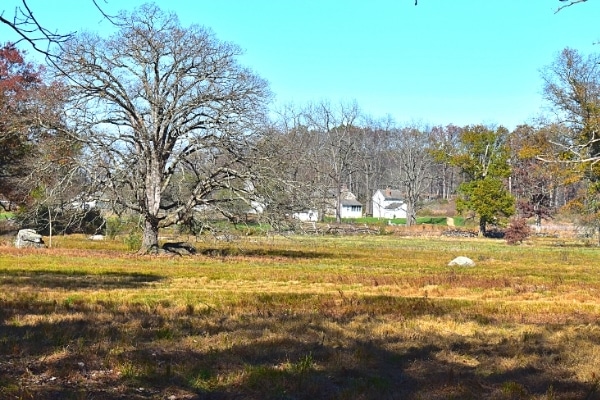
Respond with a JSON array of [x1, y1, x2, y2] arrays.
[[1, 3, 598, 251]]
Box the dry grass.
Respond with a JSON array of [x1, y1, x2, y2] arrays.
[[1, 234, 600, 399]]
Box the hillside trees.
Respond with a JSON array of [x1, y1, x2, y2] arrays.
[[352, 117, 396, 216], [250, 106, 323, 228], [303, 101, 362, 223], [429, 124, 462, 200], [56, 4, 270, 252], [453, 125, 515, 235], [509, 124, 574, 227], [389, 126, 434, 226]]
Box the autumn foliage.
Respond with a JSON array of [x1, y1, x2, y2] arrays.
[[0, 43, 70, 205], [0, 44, 41, 198]]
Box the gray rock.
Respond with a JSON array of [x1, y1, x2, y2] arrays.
[[448, 256, 475, 267], [15, 229, 45, 249]]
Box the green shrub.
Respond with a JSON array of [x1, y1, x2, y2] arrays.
[[124, 231, 142, 251], [106, 217, 124, 239]]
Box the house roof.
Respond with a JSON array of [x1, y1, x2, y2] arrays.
[[384, 202, 404, 210], [326, 188, 357, 200], [377, 189, 403, 201], [341, 198, 362, 207]]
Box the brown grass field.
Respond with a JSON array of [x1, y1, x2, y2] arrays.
[[1, 232, 600, 399]]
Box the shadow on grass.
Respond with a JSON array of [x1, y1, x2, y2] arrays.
[[0, 269, 163, 290], [200, 247, 331, 259], [0, 292, 598, 399]]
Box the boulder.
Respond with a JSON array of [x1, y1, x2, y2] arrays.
[[14, 229, 45, 249], [162, 242, 197, 256], [448, 256, 475, 267]]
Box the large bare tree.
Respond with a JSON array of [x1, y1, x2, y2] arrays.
[[57, 4, 270, 252]]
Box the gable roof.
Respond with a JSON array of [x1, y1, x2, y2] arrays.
[[340, 198, 362, 207], [376, 189, 403, 201], [384, 202, 404, 210]]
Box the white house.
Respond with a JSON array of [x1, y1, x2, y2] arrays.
[[322, 187, 363, 219], [339, 198, 363, 219], [372, 188, 407, 219], [292, 210, 319, 222]]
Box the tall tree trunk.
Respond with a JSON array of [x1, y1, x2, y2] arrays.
[[142, 217, 159, 253], [141, 155, 162, 253], [364, 163, 371, 216], [479, 218, 487, 237], [406, 202, 416, 226], [48, 207, 53, 248], [336, 189, 342, 223]]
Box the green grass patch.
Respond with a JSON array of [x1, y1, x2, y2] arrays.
[[327, 215, 465, 226], [0, 212, 13, 220]]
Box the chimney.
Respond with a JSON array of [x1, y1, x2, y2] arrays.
[[386, 187, 391, 197]]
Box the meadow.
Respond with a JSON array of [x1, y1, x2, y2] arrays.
[[1, 232, 600, 399]]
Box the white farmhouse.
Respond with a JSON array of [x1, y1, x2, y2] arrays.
[[372, 188, 407, 219]]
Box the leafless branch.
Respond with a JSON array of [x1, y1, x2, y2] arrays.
[[555, 0, 588, 13], [0, 1, 72, 58], [91, 0, 121, 26], [0, 0, 117, 60]]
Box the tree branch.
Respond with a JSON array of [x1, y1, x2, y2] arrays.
[[556, 0, 588, 13], [0, 0, 117, 60]]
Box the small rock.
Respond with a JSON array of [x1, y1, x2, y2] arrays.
[[448, 256, 475, 267]]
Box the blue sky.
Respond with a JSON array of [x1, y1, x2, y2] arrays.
[[2, 1, 600, 129]]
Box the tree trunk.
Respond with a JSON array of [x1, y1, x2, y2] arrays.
[[406, 202, 417, 226], [336, 190, 342, 223], [141, 154, 162, 253], [479, 218, 487, 237], [48, 207, 53, 248], [141, 217, 159, 253]]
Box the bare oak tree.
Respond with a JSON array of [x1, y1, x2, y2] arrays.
[[57, 4, 270, 252]]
